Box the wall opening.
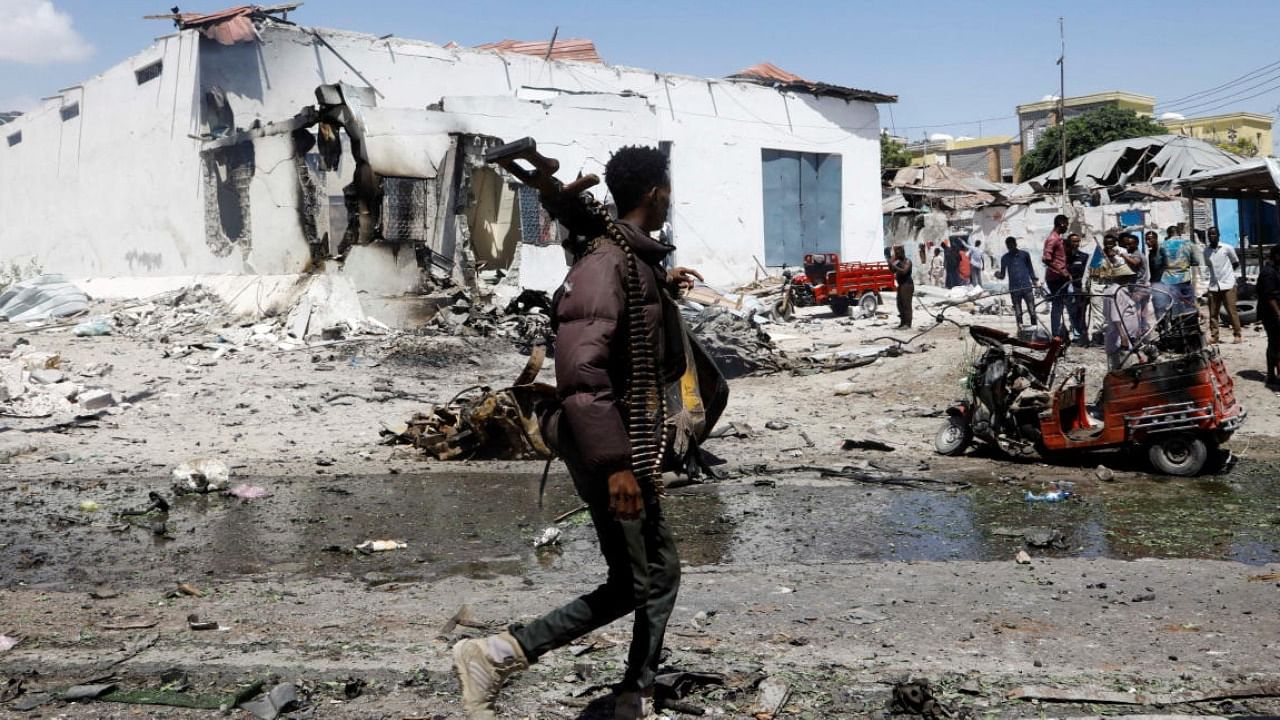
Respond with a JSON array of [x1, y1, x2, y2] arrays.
[[5, 132, 20, 147], [135, 61, 163, 85], [201, 142, 255, 257], [59, 103, 80, 122]]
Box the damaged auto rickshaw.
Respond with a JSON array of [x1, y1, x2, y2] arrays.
[[935, 284, 1246, 476]]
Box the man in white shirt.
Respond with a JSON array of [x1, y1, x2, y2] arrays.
[[969, 240, 988, 287], [1204, 227, 1242, 344]]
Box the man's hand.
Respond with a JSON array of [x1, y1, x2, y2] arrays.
[[608, 470, 643, 520], [668, 266, 704, 291]]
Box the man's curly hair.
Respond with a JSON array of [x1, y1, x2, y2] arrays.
[[604, 146, 668, 216]]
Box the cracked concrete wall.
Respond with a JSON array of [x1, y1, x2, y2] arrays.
[[210, 23, 883, 288], [0, 22, 884, 292], [0, 31, 214, 277]]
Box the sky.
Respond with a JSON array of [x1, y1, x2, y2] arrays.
[[5, 0, 1280, 151]]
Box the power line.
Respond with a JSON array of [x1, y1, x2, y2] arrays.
[[1157, 58, 1280, 109], [1161, 67, 1280, 115], [1175, 77, 1280, 117]]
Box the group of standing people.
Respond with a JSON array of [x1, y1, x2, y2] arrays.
[[926, 237, 991, 289]]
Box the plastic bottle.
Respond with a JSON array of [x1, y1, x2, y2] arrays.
[[1025, 489, 1071, 502]]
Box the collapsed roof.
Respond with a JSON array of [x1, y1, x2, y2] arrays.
[[1178, 157, 1280, 200], [1013, 134, 1242, 197], [729, 63, 897, 104], [474, 38, 603, 63]]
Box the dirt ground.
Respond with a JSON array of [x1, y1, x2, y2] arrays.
[[1, 291, 1278, 719]]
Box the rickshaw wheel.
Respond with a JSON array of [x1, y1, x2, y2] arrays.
[[1147, 434, 1208, 477], [934, 417, 972, 456]]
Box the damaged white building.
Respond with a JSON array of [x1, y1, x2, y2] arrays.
[[0, 6, 894, 328]]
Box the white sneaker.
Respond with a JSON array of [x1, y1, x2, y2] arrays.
[[615, 689, 655, 720], [452, 631, 529, 719]]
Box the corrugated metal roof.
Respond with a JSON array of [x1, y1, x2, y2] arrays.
[[729, 62, 897, 104], [475, 39, 603, 64]]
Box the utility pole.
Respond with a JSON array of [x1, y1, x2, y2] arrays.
[[1058, 17, 1068, 214]]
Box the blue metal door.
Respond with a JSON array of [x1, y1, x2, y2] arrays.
[[1213, 199, 1241, 247], [762, 149, 841, 266]]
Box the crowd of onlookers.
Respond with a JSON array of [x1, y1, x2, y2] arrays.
[[888, 217, 1280, 388]]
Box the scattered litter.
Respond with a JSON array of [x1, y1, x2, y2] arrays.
[[226, 484, 271, 500], [78, 499, 100, 513], [891, 679, 955, 720], [1015, 550, 1032, 564], [186, 614, 222, 631], [175, 583, 206, 598], [171, 459, 230, 494], [1025, 483, 1073, 502], [842, 438, 894, 452], [355, 539, 406, 554], [237, 682, 301, 720], [100, 617, 160, 631], [752, 677, 792, 719], [0, 635, 18, 653], [62, 683, 117, 701], [764, 420, 789, 431], [708, 421, 754, 439], [533, 527, 562, 549], [73, 318, 113, 336]]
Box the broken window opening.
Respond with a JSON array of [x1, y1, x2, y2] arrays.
[[59, 103, 80, 122], [5, 132, 20, 147], [380, 177, 432, 244], [135, 61, 163, 85], [202, 86, 234, 137], [291, 129, 329, 261], [201, 142, 255, 258]]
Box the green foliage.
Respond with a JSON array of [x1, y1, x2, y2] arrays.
[[1018, 106, 1166, 180], [1216, 137, 1259, 157], [880, 131, 913, 170]]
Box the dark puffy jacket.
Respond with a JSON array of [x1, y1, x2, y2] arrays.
[[553, 221, 673, 476]]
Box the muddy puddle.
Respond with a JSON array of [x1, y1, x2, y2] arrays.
[[2, 458, 1276, 590]]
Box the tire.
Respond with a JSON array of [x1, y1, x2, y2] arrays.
[[934, 417, 972, 456], [858, 292, 879, 316], [1147, 434, 1208, 476], [1228, 300, 1258, 326], [829, 295, 850, 317]]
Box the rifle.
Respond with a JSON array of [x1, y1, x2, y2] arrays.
[[484, 137, 608, 245]]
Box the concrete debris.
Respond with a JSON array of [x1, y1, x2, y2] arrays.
[[171, 459, 231, 494], [355, 539, 406, 553], [0, 635, 18, 653], [533, 526, 562, 549], [0, 275, 90, 323], [1015, 550, 1032, 564]]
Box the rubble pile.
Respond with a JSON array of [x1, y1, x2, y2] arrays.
[[688, 307, 789, 379], [424, 286, 553, 352], [0, 344, 125, 421]]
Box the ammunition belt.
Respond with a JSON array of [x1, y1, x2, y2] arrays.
[[582, 203, 667, 494]]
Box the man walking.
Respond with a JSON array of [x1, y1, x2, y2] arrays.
[[453, 146, 700, 720], [969, 240, 988, 287], [1204, 227, 1242, 344], [1259, 244, 1280, 388], [1042, 214, 1071, 339], [997, 236, 1039, 329], [890, 245, 914, 329]]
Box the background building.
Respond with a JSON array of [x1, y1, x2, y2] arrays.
[[1160, 112, 1273, 157], [1016, 90, 1155, 152]]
